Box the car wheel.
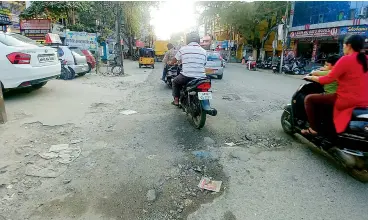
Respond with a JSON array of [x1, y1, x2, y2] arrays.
[[217, 74, 223, 80], [32, 82, 47, 90], [152, 65, 155, 69], [87, 63, 92, 73], [139, 64, 142, 68], [77, 72, 87, 77]]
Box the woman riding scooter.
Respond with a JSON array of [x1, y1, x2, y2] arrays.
[[303, 35, 368, 135]]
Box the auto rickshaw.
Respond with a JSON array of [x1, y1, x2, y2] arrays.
[[139, 48, 155, 69]]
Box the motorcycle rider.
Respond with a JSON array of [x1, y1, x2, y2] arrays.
[[169, 31, 207, 106], [303, 35, 368, 135], [161, 43, 177, 81]]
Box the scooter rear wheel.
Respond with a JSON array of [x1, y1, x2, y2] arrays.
[[281, 110, 295, 135], [347, 168, 368, 183]]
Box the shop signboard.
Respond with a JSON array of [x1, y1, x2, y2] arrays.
[[20, 19, 51, 40], [0, 14, 11, 25], [65, 31, 97, 51], [289, 28, 339, 39], [339, 25, 368, 37]]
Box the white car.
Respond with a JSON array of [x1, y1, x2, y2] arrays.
[[205, 51, 224, 80], [0, 32, 61, 90], [55, 46, 89, 76]]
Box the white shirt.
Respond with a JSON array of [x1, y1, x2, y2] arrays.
[[175, 42, 207, 78]]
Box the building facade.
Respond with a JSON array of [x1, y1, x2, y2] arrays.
[[0, 1, 25, 33], [288, 1, 368, 63]]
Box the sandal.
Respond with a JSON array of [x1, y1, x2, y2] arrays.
[[171, 101, 179, 107], [301, 128, 318, 136]]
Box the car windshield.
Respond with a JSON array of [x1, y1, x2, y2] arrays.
[[70, 47, 85, 56], [207, 52, 221, 61], [0, 33, 40, 46]]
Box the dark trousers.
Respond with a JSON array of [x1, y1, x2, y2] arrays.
[[172, 74, 193, 98], [305, 93, 337, 135], [162, 64, 168, 80]]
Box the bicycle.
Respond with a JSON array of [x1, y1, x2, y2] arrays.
[[98, 60, 124, 76]]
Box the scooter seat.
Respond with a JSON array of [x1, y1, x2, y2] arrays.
[[352, 107, 368, 120]]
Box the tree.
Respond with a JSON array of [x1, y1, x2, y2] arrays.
[[198, 1, 288, 48], [20, 1, 90, 25]]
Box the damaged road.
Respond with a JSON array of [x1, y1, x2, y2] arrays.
[[1, 61, 367, 220]]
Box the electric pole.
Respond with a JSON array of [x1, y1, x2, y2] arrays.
[[279, 1, 289, 74], [116, 1, 124, 74]]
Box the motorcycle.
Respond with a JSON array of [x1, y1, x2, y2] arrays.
[[179, 76, 217, 129], [165, 65, 179, 88], [59, 59, 75, 80], [272, 57, 281, 73], [246, 60, 257, 71], [282, 58, 301, 75], [281, 77, 368, 182]]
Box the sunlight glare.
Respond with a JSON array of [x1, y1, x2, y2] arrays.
[[150, 1, 197, 40]]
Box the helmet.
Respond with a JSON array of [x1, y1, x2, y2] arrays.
[[186, 31, 200, 44]]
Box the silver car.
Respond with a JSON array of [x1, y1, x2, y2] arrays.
[[55, 46, 89, 76], [205, 51, 224, 79]]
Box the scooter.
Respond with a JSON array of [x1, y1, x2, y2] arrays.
[[246, 60, 257, 71], [59, 59, 75, 80], [281, 77, 368, 182]]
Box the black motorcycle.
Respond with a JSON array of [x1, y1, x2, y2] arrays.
[[179, 77, 217, 129], [165, 65, 179, 88], [281, 78, 368, 182]]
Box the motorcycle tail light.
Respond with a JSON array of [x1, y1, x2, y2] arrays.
[[197, 82, 211, 90]]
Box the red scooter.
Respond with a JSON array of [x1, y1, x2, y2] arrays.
[[246, 60, 257, 71]]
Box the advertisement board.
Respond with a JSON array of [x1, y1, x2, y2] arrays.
[[20, 19, 51, 40], [289, 28, 339, 39], [65, 31, 97, 51], [340, 25, 368, 37]]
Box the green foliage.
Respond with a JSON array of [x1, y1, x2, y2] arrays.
[[20, 1, 89, 21], [199, 1, 288, 45]]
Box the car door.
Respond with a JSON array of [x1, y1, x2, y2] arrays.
[[69, 47, 87, 65]]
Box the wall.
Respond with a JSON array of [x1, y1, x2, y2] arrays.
[[293, 1, 368, 27]]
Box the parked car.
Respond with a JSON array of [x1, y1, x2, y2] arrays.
[[205, 51, 224, 79], [0, 32, 60, 90], [54, 46, 89, 77], [81, 49, 96, 73]]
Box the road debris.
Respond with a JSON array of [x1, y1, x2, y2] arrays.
[[224, 142, 236, 147], [192, 151, 212, 159], [198, 177, 222, 192], [119, 110, 138, 115], [70, 139, 83, 144], [146, 189, 157, 202]]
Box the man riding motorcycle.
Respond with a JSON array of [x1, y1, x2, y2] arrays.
[[169, 31, 207, 106], [161, 43, 177, 81]]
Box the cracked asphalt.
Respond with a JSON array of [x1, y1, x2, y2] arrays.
[[0, 61, 367, 220]]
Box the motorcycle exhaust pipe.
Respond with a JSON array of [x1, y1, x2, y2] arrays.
[[205, 108, 217, 116]]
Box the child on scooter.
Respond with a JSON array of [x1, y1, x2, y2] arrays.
[[311, 55, 340, 94]]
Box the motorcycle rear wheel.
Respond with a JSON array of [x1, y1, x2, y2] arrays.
[[191, 97, 206, 129]]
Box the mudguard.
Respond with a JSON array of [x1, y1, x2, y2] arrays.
[[200, 100, 212, 111]]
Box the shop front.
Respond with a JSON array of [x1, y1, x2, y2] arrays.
[[289, 27, 340, 63], [20, 19, 51, 44], [0, 13, 11, 32]]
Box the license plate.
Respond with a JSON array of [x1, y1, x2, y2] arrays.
[[205, 69, 214, 74], [38, 55, 55, 63], [198, 92, 212, 100], [273, 67, 276, 69]]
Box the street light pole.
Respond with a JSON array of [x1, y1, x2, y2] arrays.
[[279, 1, 289, 74], [95, 19, 99, 75]]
